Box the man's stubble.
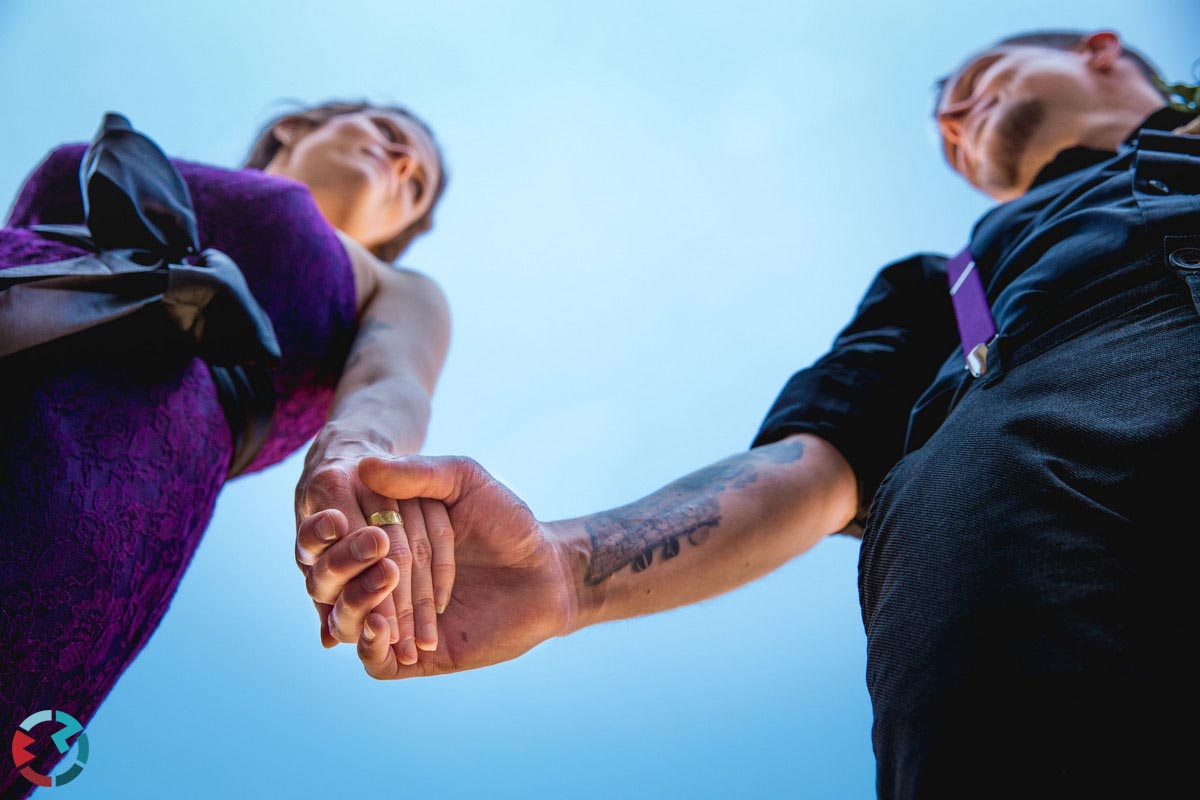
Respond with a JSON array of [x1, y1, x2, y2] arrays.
[[985, 97, 1047, 192]]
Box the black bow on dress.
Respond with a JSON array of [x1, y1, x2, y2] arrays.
[[0, 113, 281, 478], [0, 112, 280, 366]]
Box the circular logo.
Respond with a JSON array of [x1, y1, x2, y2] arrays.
[[10, 709, 89, 788]]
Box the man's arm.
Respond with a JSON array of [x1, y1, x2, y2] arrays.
[[556, 433, 859, 632], [296, 433, 859, 678]]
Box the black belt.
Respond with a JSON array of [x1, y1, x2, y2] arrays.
[[0, 113, 281, 478]]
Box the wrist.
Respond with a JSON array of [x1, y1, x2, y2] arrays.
[[309, 421, 397, 464], [545, 518, 605, 636]]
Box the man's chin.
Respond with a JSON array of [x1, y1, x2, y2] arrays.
[[974, 155, 1040, 202], [970, 171, 1021, 202]]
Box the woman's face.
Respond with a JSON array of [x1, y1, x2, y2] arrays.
[[264, 110, 441, 253]]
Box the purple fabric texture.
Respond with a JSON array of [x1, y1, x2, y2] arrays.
[[0, 145, 357, 798]]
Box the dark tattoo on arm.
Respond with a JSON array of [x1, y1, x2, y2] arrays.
[[582, 438, 807, 585]]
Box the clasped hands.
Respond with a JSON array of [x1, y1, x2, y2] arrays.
[[295, 454, 584, 679]]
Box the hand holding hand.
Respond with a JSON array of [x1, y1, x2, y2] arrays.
[[307, 455, 586, 679], [295, 455, 456, 661]]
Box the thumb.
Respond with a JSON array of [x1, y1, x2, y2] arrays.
[[358, 455, 465, 503]]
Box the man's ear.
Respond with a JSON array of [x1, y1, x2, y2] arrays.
[[1083, 30, 1123, 72]]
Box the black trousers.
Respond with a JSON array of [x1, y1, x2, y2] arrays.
[[860, 251, 1200, 799]]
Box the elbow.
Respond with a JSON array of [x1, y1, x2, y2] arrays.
[[785, 433, 861, 535]]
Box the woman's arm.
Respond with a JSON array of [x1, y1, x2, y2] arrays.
[[295, 233, 452, 660], [316, 231, 450, 461]]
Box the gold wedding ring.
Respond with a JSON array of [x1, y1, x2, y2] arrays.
[[367, 510, 404, 527]]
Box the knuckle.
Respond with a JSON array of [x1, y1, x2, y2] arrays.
[[394, 606, 415, 627], [390, 547, 413, 570], [327, 605, 343, 636], [306, 565, 333, 603], [427, 519, 452, 542], [306, 465, 351, 499], [363, 658, 389, 680], [410, 538, 433, 567], [414, 597, 436, 615], [330, 609, 357, 642], [295, 527, 324, 561]]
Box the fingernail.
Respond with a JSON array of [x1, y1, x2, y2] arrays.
[[362, 619, 376, 642], [389, 618, 400, 643], [418, 623, 438, 649], [317, 514, 337, 542], [351, 531, 377, 561], [435, 590, 449, 615], [400, 637, 418, 665], [362, 563, 387, 591]]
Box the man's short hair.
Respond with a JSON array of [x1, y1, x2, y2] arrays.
[[930, 30, 1170, 120]]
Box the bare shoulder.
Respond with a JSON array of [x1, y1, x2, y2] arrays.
[[378, 264, 450, 321], [334, 231, 450, 329]]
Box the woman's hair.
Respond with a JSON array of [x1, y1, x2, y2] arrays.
[[244, 100, 448, 262]]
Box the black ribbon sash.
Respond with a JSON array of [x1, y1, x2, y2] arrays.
[[0, 113, 281, 478]]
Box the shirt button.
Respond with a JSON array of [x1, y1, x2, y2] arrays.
[[1168, 247, 1200, 270], [1147, 179, 1171, 194]]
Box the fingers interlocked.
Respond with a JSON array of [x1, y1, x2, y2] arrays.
[[301, 519, 397, 641], [297, 497, 458, 666]]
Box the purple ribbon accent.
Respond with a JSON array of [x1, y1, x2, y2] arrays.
[[947, 247, 997, 376]]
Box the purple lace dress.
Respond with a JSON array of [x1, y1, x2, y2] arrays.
[[0, 144, 357, 798]]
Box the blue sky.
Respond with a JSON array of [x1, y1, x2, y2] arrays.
[[2, 2, 1196, 797]]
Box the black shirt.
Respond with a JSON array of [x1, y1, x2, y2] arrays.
[[751, 105, 1200, 532]]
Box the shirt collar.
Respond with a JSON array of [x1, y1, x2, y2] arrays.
[[1028, 104, 1200, 189]]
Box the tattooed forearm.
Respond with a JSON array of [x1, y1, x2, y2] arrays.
[[583, 438, 807, 585], [583, 498, 719, 586]]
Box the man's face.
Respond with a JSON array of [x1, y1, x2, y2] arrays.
[[935, 44, 1102, 201]]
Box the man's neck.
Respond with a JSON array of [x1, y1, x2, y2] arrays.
[[1073, 101, 1166, 151]]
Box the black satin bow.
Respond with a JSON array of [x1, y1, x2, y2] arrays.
[[0, 113, 281, 366], [0, 113, 281, 477]]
